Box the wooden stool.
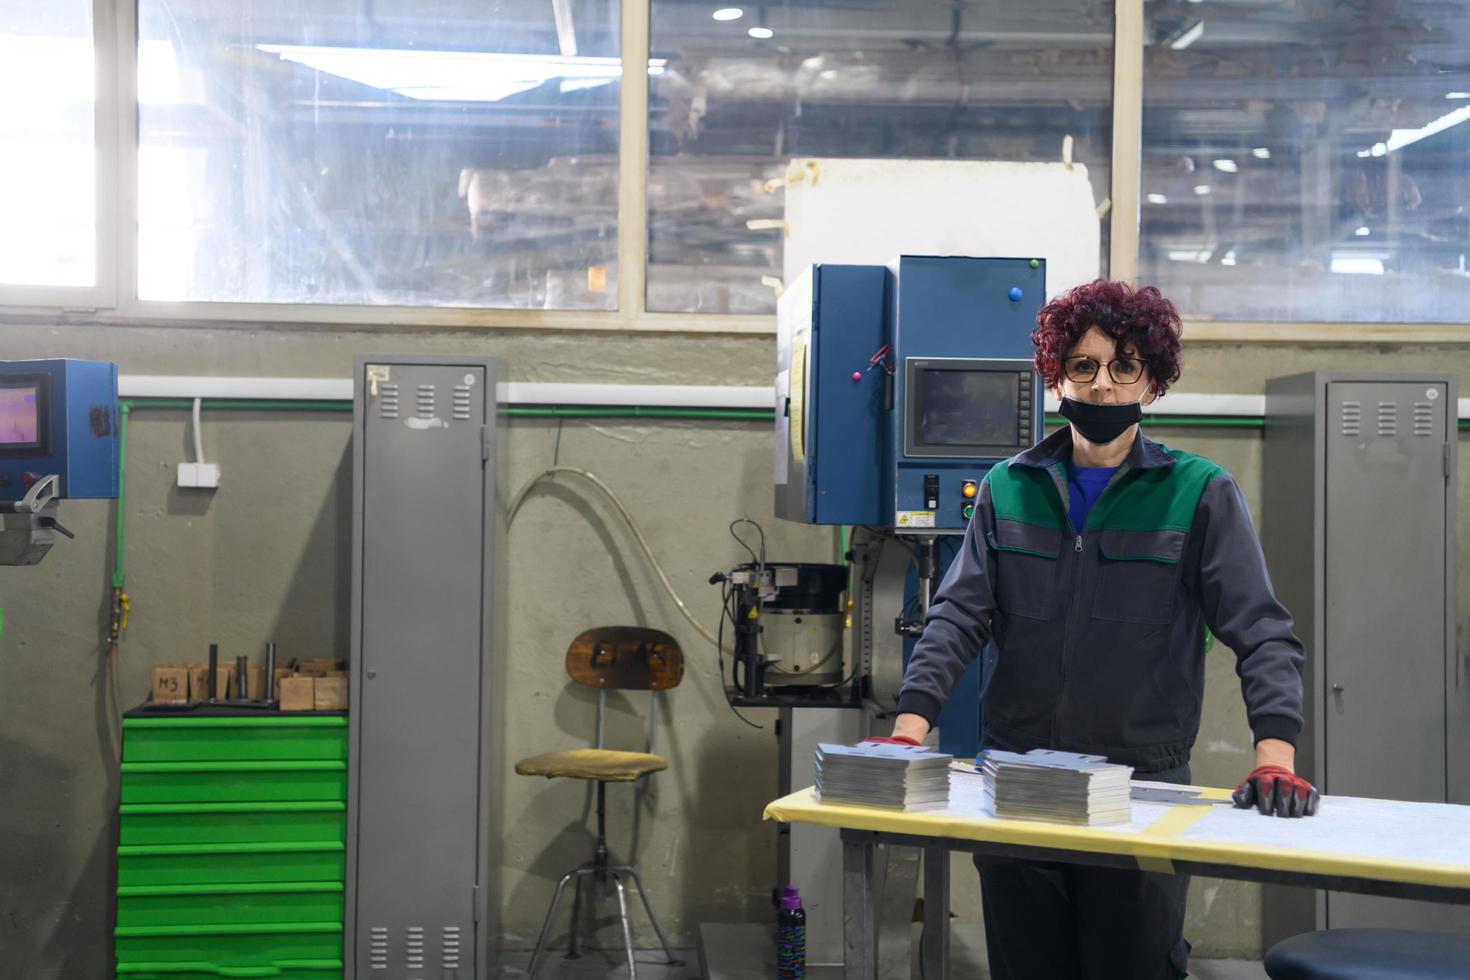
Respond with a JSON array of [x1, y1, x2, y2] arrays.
[[515, 627, 684, 978]]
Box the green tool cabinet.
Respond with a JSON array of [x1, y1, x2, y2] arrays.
[[116, 711, 348, 980]]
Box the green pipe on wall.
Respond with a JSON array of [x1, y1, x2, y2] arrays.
[[113, 404, 131, 589], [107, 396, 1464, 639]]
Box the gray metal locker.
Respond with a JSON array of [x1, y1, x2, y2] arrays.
[[1262, 371, 1469, 943], [346, 355, 501, 978]]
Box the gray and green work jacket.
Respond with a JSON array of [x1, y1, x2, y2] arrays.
[[896, 427, 1305, 772]]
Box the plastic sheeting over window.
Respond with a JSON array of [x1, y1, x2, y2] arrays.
[[1141, 0, 1470, 323], [645, 0, 1115, 314], [0, 1, 95, 288], [137, 0, 621, 309]]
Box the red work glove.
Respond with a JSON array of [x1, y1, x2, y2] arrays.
[[862, 735, 922, 746], [1232, 764, 1320, 818]]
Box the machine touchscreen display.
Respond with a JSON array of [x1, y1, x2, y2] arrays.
[[916, 369, 1018, 447], [0, 386, 40, 446]]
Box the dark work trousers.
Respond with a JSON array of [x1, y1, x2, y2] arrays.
[[974, 761, 1193, 980]]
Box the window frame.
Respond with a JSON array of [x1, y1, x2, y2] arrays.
[[0, 0, 1459, 339]]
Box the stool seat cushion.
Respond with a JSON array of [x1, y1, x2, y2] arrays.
[[514, 748, 668, 782], [1265, 928, 1470, 979]]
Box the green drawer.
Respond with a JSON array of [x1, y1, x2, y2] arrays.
[[119, 803, 346, 846], [116, 882, 345, 929], [115, 961, 341, 980], [114, 923, 343, 966], [123, 717, 348, 764], [117, 842, 345, 887], [120, 762, 346, 804]]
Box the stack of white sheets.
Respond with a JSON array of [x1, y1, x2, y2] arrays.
[[815, 742, 954, 812], [981, 749, 1133, 825]]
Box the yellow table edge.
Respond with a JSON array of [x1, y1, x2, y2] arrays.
[[763, 786, 1470, 890]]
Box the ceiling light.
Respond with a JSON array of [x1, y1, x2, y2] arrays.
[[254, 45, 663, 103], [1356, 148, 1372, 158], [1169, 21, 1205, 50], [712, 7, 744, 20], [1221, 250, 1237, 266], [1147, 193, 1168, 204], [1355, 226, 1371, 236], [1331, 256, 1384, 275], [1384, 105, 1470, 153], [1193, 184, 1211, 195], [1251, 147, 1270, 159], [1212, 158, 1237, 173], [1446, 92, 1470, 100], [748, 26, 774, 39]]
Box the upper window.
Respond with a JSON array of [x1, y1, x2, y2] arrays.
[[1141, 0, 1470, 323], [646, 0, 1115, 314], [137, 0, 620, 309], [0, 1, 95, 289]]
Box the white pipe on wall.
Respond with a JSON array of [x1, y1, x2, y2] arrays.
[[115, 375, 1470, 420], [119, 376, 774, 409]]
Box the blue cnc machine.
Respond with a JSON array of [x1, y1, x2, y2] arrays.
[[0, 359, 119, 565], [766, 255, 1044, 755]]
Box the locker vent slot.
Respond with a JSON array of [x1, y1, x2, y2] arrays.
[[368, 925, 389, 970], [1339, 400, 1361, 437], [453, 384, 473, 421], [416, 384, 436, 419], [442, 925, 463, 970], [1414, 402, 1435, 437], [406, 924, 426, 972], [378, 384, 400, 420], [1376, 401, 1397, 438]]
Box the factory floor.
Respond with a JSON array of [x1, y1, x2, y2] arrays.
[[493, 923, 1270, 977]]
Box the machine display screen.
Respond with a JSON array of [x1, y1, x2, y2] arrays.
[[0, 386, 40, 447], [915, 369, 1019, 447]]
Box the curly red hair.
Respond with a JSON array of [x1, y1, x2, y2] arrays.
[[1032, 280, 1183, 397]]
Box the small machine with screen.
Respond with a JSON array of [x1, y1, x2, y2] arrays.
[[705, 257, 1046, 970], [753, 255, 1044, 728], [0, 359, 120, 564], [775, 255, 1042, 531]]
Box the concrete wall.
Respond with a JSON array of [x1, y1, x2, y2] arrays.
[[2, 321, 1468, 976]]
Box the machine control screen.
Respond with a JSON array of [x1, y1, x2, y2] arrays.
[[0, 386, 40, 447], [916, 369, 1019, 447]]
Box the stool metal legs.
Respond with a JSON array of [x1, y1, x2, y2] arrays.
[[612, 873, 637, 977], [525, 781, 681, 977], [524, 864, 682, 978], [613, 864, 679, 966], [527, 866, 594, 977], [566, 873, 585, 960]]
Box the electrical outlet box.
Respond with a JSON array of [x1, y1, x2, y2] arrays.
[[177, 462, 221, 489]]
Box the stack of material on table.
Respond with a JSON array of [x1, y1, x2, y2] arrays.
[[815, 742, 953, 811], [981, 749, 1134, 825]]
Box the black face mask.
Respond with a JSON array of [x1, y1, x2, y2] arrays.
[[1059, 396, 1142, 446]]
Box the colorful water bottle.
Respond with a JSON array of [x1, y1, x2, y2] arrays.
[[776, 885, 806, 979]]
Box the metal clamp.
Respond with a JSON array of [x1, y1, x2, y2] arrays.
[[10, 474, 58, 514]]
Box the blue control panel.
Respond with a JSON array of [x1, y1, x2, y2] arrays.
[[0, 359, 119, 502], [890, 256, 1044, 530], [775, 255, 1044, 530]]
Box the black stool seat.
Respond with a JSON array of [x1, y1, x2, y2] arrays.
[[1265, 928, 1470, 979]]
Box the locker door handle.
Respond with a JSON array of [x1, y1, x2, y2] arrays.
[[1331, 684, 1344, 693]]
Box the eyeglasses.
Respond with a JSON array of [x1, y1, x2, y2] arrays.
[[1063, 355, 1145, 385]]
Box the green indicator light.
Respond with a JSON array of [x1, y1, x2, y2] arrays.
[[962, 503, 975, 520], [1029, 259, 1040, 269]]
